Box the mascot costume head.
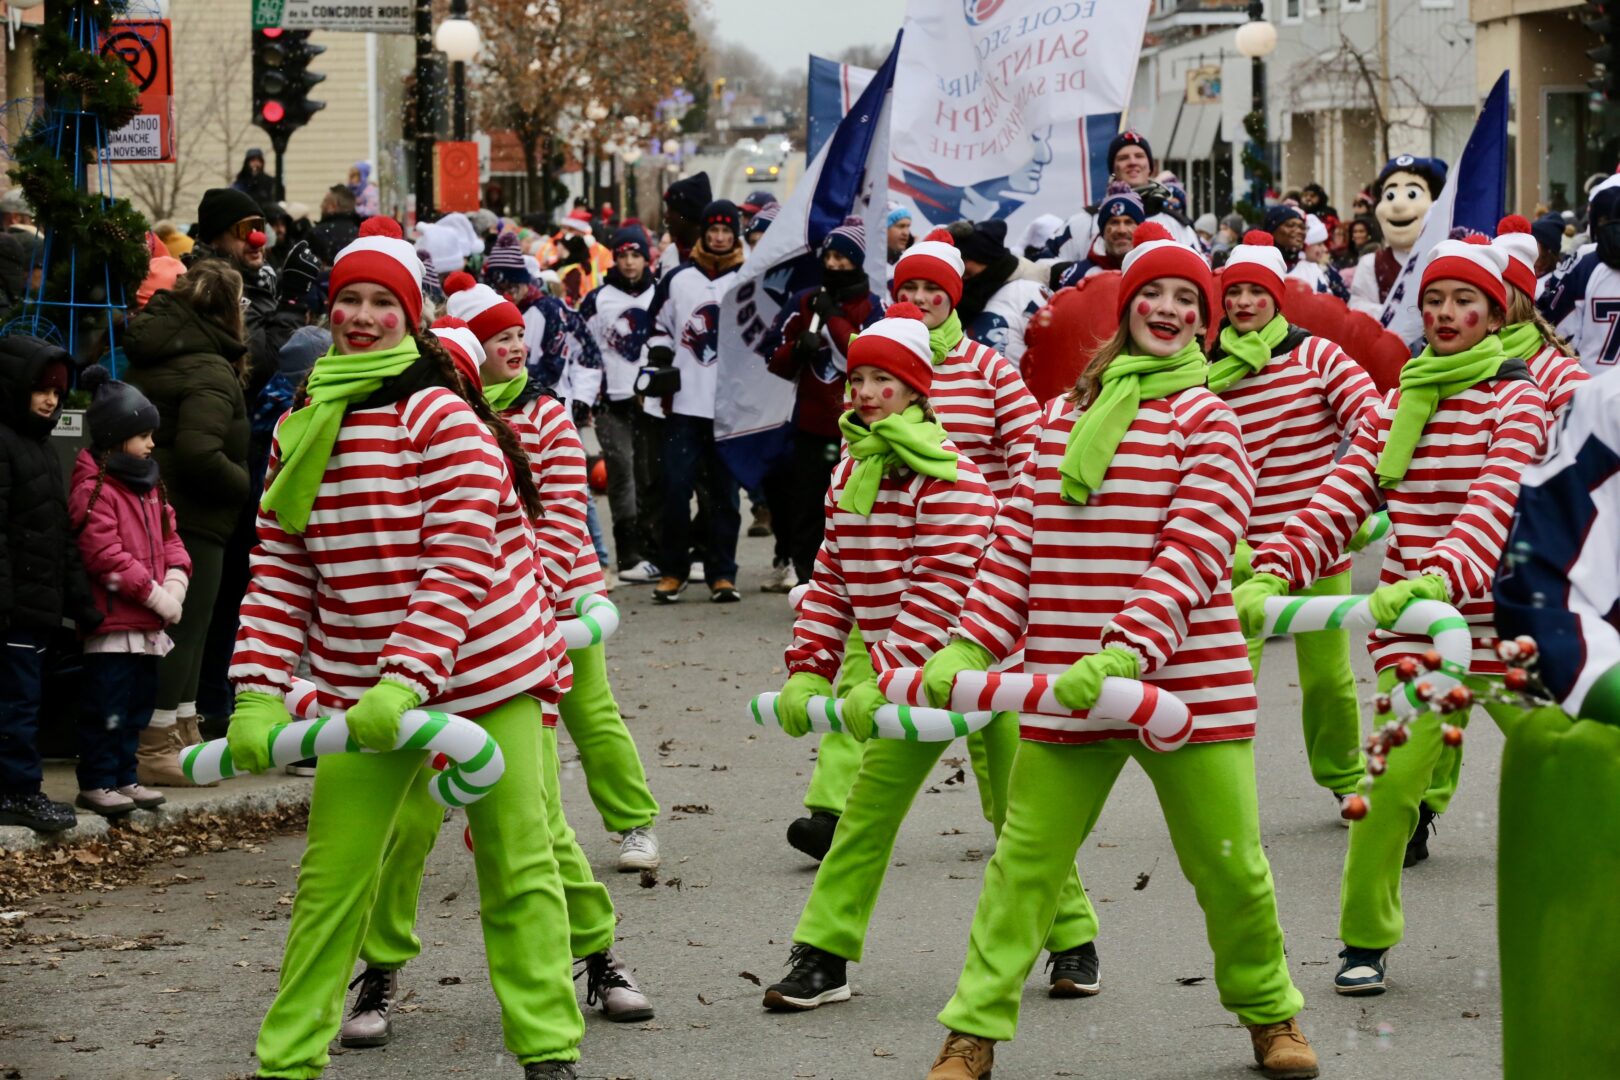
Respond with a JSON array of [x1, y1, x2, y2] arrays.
[[1374, 155, 1447, 253]]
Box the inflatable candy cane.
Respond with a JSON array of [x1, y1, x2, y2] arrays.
[[879, 668, 1195, 752], [558, 593, 621, 650], [180, 705, 504, 808], [748, 692, 996, 742]]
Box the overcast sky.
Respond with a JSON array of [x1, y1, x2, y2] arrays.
[[708, 0, 908, 72]]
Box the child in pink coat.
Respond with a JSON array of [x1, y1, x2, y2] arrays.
[[68, 366, 190, 817]]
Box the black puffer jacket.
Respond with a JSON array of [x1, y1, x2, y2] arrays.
[[0, 337, 100, 631]]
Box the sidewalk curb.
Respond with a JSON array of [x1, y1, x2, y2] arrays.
[[0, 778, 311, 852]]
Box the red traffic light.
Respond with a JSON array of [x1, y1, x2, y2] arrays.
[[261, 100, 285, 124]]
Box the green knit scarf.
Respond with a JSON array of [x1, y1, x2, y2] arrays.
[[928, 311, 964, 364], [260, 338, 422, 534], [836, 405, 957, 516], [1377, 334, 1507, 488], [1059, 340, 1208, 506], [483, 370, 528, 413], [1210, 315, 1289, 393], [1497, 321, 1543, 362]]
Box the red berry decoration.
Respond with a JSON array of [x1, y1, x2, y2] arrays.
[[1368, 755, 1387, 776], [463, 824, 475, 853], [1396, 657, 1420, 682], [1514, 636, 1537, 660], [1504, 667, 1530, 692], [1444, 686, 1473, 711], [1373, 694, 1392, 715], [1496, 639, 1521, 662], [1341, 794, 1369, 821], [1442, 724, 1464, 747], [1413, 680, 1434, 701], [1422, 649, 1444, 671], [430, 753, 450, 772], [1388, 723, 1410, 747]]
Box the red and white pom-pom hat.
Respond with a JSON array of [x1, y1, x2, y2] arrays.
[[1493, 215, 1538, 299], [1420, 234, 1509, 311], [1220, 230, 1288, 310], [892, 228, 965, 307], [1116, 221, 1217, 320], [330, 236, 425, 327], [442, 271, 524, 342], [847, 301, 934, 396], [429, 315, 486, 388]]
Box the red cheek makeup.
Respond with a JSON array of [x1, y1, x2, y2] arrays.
[[1135, 300, 1152, 317], [330, 309, 347, 325], [381, 313, 399, 330]]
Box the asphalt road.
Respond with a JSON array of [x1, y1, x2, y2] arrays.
[[0, 538, 1505, 1080]]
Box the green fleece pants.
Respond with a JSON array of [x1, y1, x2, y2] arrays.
[[254, 696, 581, 1078], [1246, 570, 1364, 795], [1339, 669, 1515, 949], [938, 738, 1303, 1041], [557, 643, 659, 834], [359, 723, 616, 970], [794, 713, 1096, 962]]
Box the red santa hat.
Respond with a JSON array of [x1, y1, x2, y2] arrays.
[[892, 228, 965, 308], [1420, 235, 1508, 311], [429, 316, 486, 389], [847, 302, 933, 396], [330, 236, 425, 328], [443, 272, 524, 343], [1116, 222, 1216, 321], [1492, 215, 1538, 299], [1219, 230, 1288, 311]]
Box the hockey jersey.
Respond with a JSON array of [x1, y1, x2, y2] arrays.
[[1538, 245, 1620, 375]]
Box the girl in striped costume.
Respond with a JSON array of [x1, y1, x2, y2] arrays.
[[1413, 219, 1592, 836], [787, 230, 1043, 863], [1214, 231, 1380, 815], [339, 302, 658, 1048], [760, 305, 1097, 1015], [224, 238, 586, 1079], [920, 226, 1316, 1080], [1236, 237, 1549, 997]]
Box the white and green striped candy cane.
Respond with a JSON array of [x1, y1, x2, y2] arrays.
[[180, 708, 505, 808], [1349, 510, 1392, 551], [748, 692, 995, 741], [559, 593, 621, 650], [1259, 594, 1472, 717]]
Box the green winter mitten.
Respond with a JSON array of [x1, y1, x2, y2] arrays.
[[1367, 574, 1449, 626], [840, 680, 888, 743], [921, 639, 996, 710], [1231, 538, 1255, 589], [1232, 572, 1291, 639], [1052, 647, 1140, 712], [226, 691, 293, 776], [346, 680, 422, 752], [778, 672, 834, 738]]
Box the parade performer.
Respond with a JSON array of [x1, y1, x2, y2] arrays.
[[1215, 231, 1380, 815], [1235, 237, 1547, 997], [225, 235, 586, 1079], [1350, 155, 1447, 317], [336, 317, 654, 1054], [920, 225, 1318, 1080], [1538, 174, 1620, 373], [760, 305, 1098, 1014], [783, 230, 1042, 863]]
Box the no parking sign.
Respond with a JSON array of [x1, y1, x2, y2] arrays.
[[98, 20, 175, 164]]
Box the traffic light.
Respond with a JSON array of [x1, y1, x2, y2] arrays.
[[1587, 0, 1620, 99], [253, 28, 326, 152]]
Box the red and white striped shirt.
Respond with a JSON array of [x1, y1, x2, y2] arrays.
[[231, 387, 569, 717], [506, 395, 604, 613], [786, 449, 996, 680], [1214, 334, 1379, 574], [928, 337, 1042, 503], [1525, 342, 1588, 422], [957, 390, 1259, 745], [1250, 378, 1549, 675]]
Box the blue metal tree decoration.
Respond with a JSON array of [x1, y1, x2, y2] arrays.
[[5, 0, 150, 374]]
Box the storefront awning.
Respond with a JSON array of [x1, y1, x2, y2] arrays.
[[1168, 102, 1221, 163]]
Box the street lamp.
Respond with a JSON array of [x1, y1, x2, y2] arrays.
[[436, 7, 479, 142], [1235, 0, 1277, 214]]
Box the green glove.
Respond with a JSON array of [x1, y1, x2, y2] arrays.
[[841, 680, 888, 743], [921, 639, 996, 710], [1231, 538, 1255, 589], [778, 671, 833, 738], [1052, 647, 1141, 712], [1233, 572, 1292, 639], [226, 691, 293, 776], [345, 679, 422, 752], [1348, 510, 1390, 553], [1367, 574, 1449, 626]]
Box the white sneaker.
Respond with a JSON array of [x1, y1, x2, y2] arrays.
[[618, 560, 660, 584], [617, 826, 661, 872], [760, 561, 798, 594]]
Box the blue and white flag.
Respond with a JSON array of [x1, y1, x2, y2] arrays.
[[1379, 71, 1510, 347], [714, 34, 899, 492]]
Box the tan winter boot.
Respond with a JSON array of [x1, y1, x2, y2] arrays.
[[176, 710, 203, 748], [136, 726, 216, 788], [1248, 1017, 1320, 1079], [925, 1032, 994, 1079]]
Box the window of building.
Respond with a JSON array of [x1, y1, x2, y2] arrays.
[[1545, 88, 1620, 213], [1419, 0, 1453, 10], [1283, 0, 1303, 23]]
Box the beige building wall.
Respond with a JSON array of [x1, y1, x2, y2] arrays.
[[109, 2, 398, 226]]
